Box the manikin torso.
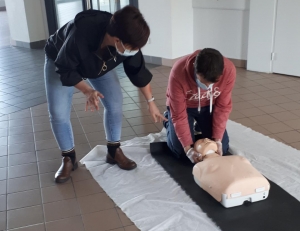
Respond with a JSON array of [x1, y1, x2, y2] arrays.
[[192, 139, 270, 205]]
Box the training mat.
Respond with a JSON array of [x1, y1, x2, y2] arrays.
[[81, 120, 300, 231], [150, 142, 300, 231], [80, 144, 221, 231]]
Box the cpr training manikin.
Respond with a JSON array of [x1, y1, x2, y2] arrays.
[[192, 139, 270, 208]]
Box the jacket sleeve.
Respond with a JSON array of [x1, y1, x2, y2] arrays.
[[54, 29, 85, 87], [168, 76, 194, 148], [212, 63, 236, 140], [123, 50, 152, 88]]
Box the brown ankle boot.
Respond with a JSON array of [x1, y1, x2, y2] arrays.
[[55, 153, 78, 183], [106, 147, 137, 170]]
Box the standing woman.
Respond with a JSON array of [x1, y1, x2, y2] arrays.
[[44, 6, 166, 183]]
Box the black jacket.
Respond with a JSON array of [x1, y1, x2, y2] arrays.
[[45, 10, 152, 87]]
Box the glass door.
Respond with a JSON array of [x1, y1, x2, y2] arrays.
[[91, 0, 130, 13], [45, 0, 138, 35], [54, 0, 85, 27]]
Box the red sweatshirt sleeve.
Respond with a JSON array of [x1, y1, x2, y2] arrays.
[[212, 63, 236, 140], [168, 76, 194, 148]]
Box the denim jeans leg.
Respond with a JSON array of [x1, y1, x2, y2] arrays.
[[44, 56, 75, 151], [88, 69, 123, 142]]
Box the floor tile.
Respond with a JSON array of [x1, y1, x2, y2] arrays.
[[82, 209, 122, 231], [0, 180, 6, 195], [35, 138, 58, 151], [284, 118, 300, 130], [124, 225, 140, 231], [278, 102, 300, 111], [7, 174, 40, 194], [38, 159, 61, 174], [8, 142, 35, 155], [34, 130, 54, 142], [0, 155, 7, 168], [7, 205, 44, 230], [234, 118, 258, 127], [77, 193, 115, 214], [9, 152, 36, 166], [271, 111, 299, 121], [7, 189, 42, 210], [121, 127, 136, 136], [239, 108, 265, 117], [36, 148, 61, 162], [132, 124, 160, 135], [258, 105, 286, 114], [262, 122, 294, 134], [249, 115, 278, 125], [0, 194, 6, 212], [71, 166, 92, 182], [45, 216, 84, 231], [9, 118, 32, 128], [73, 179, 103, 197], [8, 133, 34, 145], [0, 145, 7, 156], [41, 183, 75, 203], [290, 142, 300, 150], [9, 125, 33, 136], [43, 198, 80, 222], [8, 163, 38, 179], [116, 207, 133, 226], [39, 172, 71, 188], [7, 223, 46, 231], [0, 211, 6, 231], [0, 167, 6, 181], [276, 131, 300, 143], [127, 116, 153, 126], [248, 99, 273, 107]]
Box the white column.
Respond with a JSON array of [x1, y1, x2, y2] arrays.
[[4, 0, 49, 48]]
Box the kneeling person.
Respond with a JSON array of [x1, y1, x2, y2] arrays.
[[163, 48, 236, 163]]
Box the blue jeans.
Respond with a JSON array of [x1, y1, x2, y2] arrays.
[[44, 56, 123, 151], [164, 106, 229, 158]]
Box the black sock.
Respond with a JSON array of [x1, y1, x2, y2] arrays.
[[62, 148, 76, 165], [107, 142, 120, 158]]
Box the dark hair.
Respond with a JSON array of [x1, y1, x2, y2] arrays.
[[195, 48, 224, 83], [107, 6, 150, 50]]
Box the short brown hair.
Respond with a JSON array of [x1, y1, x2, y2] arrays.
[[195, 48, 224, 83], [107, 6, 150, 50]]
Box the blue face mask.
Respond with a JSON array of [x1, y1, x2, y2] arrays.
[[195, 74, 213, 90]]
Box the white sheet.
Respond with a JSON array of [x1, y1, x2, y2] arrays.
[[80, 120, 300, 231]]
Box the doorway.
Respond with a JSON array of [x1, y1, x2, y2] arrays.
[[45, 0, 138, 35]]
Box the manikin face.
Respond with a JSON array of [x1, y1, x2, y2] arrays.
[[194, 138, 218, 156]]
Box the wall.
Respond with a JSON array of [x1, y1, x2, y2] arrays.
[[193, 0, 250, 60], [0, 0, 5, 8], [139, 0, 173, 59], [171, 0, 194, 58], [247, 0, 277, 73]]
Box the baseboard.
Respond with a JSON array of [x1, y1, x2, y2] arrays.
[[11, 39, 46, 49], [228, 58, 247, 68], [144, 55, 247, 68], [0, 6, 6, 11]]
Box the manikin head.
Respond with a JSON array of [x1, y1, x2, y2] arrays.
[[194, 138, 219, 159]]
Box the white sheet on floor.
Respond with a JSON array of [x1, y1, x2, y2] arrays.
[[80, 120, 300, 231]]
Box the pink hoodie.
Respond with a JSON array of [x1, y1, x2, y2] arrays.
[[166, 50, 236, 148]]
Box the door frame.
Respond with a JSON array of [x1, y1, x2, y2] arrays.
[[45, 0, 139, 36]]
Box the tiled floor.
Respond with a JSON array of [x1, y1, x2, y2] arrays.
[[0, 59, 300, 230]]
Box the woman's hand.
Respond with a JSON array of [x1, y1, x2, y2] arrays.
[[148, 101, 168, 123], [84, 89, 104, 112]]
